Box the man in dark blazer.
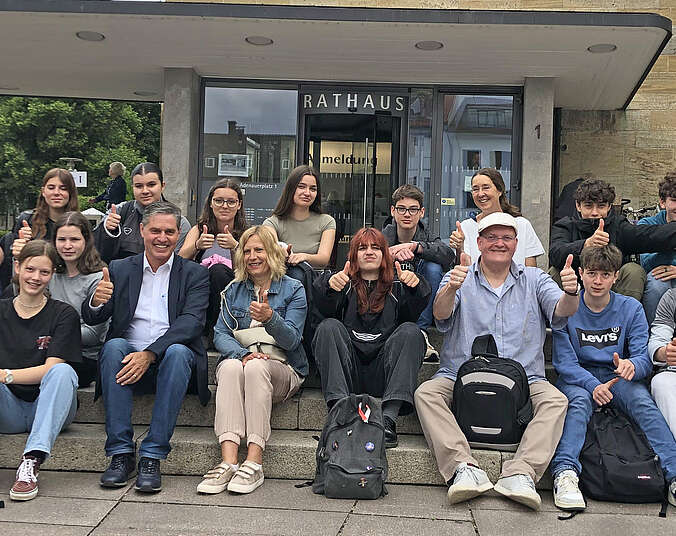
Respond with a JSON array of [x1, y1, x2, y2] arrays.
[[83, 201, 209, 493]]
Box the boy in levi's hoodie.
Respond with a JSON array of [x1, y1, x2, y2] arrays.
[[550, 245, 676, 511]]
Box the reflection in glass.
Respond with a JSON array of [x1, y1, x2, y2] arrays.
[[440, 95, 513, 239], [406, 88, 433, 229]]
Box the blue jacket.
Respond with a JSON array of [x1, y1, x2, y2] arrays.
[[214, 275, 309, 377], [638, 210, 676, 272], [82, 253, 211, 405]]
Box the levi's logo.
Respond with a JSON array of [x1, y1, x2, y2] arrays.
[[576, 327, 621, 349], [36, 335, 52, 350]]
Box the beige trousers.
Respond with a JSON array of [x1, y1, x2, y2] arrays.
[[414, 377, 567, 483], [214, 358, 302, 449]]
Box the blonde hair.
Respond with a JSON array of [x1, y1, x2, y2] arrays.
[[110, 162, 126, 176], [233, 225, 287, 282]]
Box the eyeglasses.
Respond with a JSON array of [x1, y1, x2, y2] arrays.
[[394, 206, 421, 215], [212, 198, 239, 208], [481, 234, 516, 243]]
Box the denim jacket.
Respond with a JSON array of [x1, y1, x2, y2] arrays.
[[213, 275, 309, 377]]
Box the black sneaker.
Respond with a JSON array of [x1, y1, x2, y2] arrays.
[[135, 457, 162, 493], [383, 416, 398, 449], [100, 453, 136, 488]]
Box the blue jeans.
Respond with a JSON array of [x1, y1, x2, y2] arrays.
[[100, 338, 194, 460], [415, 260, 444, 330], [642, 273, 676, 326], [551, 366, 676, 481], [0, 363, 77, 459]]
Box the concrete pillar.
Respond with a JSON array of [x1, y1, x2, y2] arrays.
[[521, 77, 555, 269], [161, 68, 200, 222]]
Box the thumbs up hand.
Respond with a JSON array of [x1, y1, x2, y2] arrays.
[[593, 377, 619, 406], [249, 289, 273, 323], [11, 237, 27, 258], [18, 220, 32, 240], [585, 218, 610, 249], [449, 220, 465, 250], [395, 260, 420, 288], [196, 224, 215, 250], [105, 204, 122, 232], [560, 254, 579, 295], [216, 224, 237, 250], [613, 351, 635, 381], [92, 267, 114, 307], [447, 253, 471, 291], [329, 260, 351, 292]]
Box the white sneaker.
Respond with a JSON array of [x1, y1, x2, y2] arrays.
[[553, 470, 586, 511], [669, 479, 676, 507], [494, 474, 542, 511], [197, 462, 238, 494], [447, 462, 493, 504], [227, 460, 264, 494], [422, 330, 439, 362]]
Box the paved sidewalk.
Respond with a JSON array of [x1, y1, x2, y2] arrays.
[[0, 469, 674, 535]]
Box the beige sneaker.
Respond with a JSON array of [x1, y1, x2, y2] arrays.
[[197, 462, 237, 494], [227, 460, 264, 494]]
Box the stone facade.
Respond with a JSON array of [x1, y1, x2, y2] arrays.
[[171, 0, 676, 206]]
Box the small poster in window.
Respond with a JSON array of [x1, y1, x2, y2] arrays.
[[218, 154, 249, 177]]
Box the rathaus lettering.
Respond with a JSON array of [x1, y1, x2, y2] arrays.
[[303, 93, 405, 112]]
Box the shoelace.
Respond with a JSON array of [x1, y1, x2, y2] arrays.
[[16, 457, 38, 483], [140, 459, 160, 474], [455, 464, 480, 485], [555, 473, 579, 494], [516, 474, 536, 491], [109, 455, 130, 471]]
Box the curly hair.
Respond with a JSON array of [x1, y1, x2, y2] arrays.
[[53, 212, 106, 275], [347, 227, 394, 315], [658, 172, 676, 201], [574, 178, 616, 205], [233, 226, 287, 282]]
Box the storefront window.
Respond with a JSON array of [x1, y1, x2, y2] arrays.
[[406, 88, 433, 228], [439, 94, 514, 238], [200, 86, 298, 223]]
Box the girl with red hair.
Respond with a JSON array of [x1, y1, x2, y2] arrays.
[[312, 227, 430, 448]]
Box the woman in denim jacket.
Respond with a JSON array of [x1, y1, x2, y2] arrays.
[[197, 225, 308, 496]]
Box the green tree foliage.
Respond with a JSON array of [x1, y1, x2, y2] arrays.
[[0, 97, 160, 222]]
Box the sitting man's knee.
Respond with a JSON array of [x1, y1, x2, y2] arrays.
[[164, 344, 194, 366]]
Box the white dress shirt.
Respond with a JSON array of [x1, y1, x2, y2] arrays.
[[124, 254, 173, 352]]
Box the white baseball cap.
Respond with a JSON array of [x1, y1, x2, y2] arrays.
[[477, 212, 518, 235]]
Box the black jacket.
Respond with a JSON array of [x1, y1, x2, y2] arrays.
[[313, 269, 430, 360], [94, 175, 127, 208], [82, 253, 211, 405], [549, 210, 676, 271], [382, 221, 454, 272]]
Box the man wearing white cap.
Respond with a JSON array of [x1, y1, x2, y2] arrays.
[[415, 212, 579, 510]]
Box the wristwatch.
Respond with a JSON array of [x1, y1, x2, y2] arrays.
[[564, 284, 580, 297], [2, 369, 13, 384]]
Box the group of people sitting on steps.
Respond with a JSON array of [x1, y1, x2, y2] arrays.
[[1, 162, 675, 513]]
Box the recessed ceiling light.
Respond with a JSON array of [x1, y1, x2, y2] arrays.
[[76, 31, 105, 42], [245, 35, 274, 46], [415, 40, 443, 51], [133, 90, 158, 97], [587, 43, 617, 54]]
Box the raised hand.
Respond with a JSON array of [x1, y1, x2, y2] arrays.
[[11, 237, 27, 258], [329, 260, 351, 292], [592, 377, 619, 406], [249, 289, 273, 323], [104, 204, 122, 232], [560, 254, 578, 295], [395, 260, 419, 288], [585, 218, 609, 249], [447, 252, 471, 291], [216, 224, 237, 250], [613, 351, 635, 381], [196, 225, 214, 250], [449, 220, 465, 251], [18, 220, 32, 240], [92, 267, 114, 307]]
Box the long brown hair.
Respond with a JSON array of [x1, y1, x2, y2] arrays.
[[31, 168, 79, 239], [197, 178, 248, 239], [347, 228, 394, 315], [53, 212, 106, 275], [472, 168, 521, 217], [272, 165, 323, 219]]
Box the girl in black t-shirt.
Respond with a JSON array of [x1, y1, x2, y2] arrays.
[[0, 240, 81, 502]]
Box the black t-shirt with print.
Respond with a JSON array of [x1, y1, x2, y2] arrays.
[[0, 298, 81, 402]]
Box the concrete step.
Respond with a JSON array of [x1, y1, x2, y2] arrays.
[[0, 423, 552, 489]]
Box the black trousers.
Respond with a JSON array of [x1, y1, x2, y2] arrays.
[[312, 318, 425, 416], [207, 264, 235, 333]]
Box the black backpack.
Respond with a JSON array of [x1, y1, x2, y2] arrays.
[[580, 407, 666, 504], [312, 394, 388, 499], [452, 334, 533, 451]]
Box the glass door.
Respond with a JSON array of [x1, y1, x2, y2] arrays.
[[305, 113, 398, 264]]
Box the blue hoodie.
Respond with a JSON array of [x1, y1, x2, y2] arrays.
[[552, 290, 651, 394], [638, 210, 676, 272]]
